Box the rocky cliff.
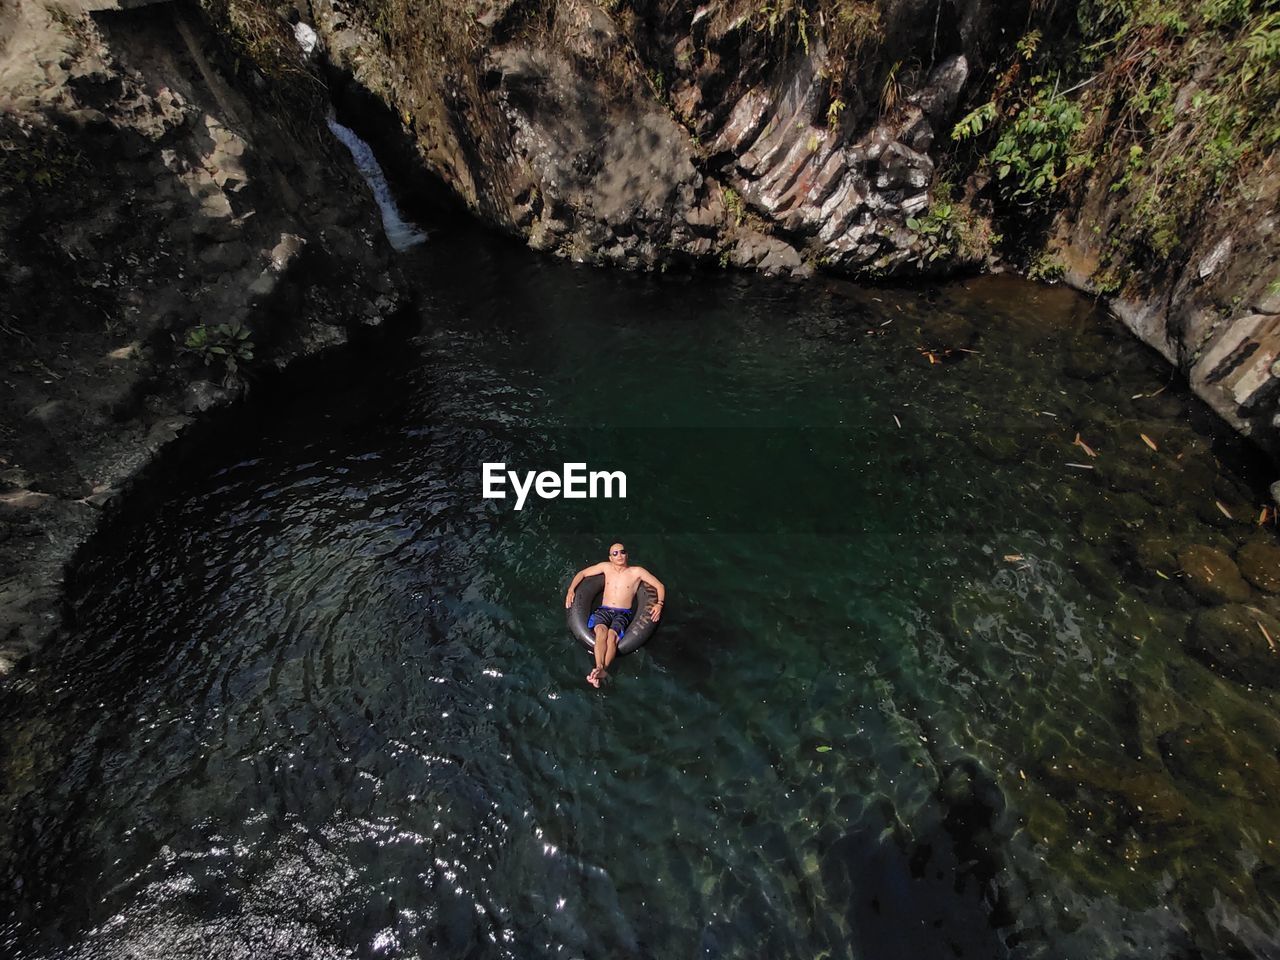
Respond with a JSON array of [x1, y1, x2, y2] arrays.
[[0, 0, 404, 672], [302, 0, 1278, 459]]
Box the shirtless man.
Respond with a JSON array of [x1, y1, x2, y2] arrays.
[[564, 543, 665, 687]]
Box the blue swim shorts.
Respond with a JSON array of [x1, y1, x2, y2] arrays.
[[586, 605, 633, 641]]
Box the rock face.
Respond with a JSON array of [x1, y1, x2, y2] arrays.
[[304, 0, 1279, 457], [309, 0, 989, 277], [0, 0, 404, 672], [1055, 113, 1280, 456]]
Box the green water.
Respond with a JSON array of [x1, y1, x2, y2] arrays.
[[3, 233, 1279, 958]]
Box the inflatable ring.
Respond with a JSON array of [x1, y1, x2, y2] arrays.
[[566, 574, 660, 655]]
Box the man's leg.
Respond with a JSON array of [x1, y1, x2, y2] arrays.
[[602, 630, 619, 675], [590, 623, 609, 684]]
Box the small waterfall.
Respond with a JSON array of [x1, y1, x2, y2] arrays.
[[326, 115, 428, 252]]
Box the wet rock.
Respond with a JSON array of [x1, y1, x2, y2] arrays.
[[1237, 538, 1280, 593], [1187, 604, 1280, 688], [1189, 312, 1280, 438], [1053, 758, 1196, 828], [1176, 544, 1251, 604], [728, 232, 804, 277], [1158, 723, 1280, 802], [1132, 535, 1177, 576], [1063, 348, 1108, 381]]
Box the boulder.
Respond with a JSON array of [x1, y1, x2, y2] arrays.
[[1187, 604, 1280, 688], [1157, 722, 1280, 801], [1176, 544, 1252, 604], [1237, 538, 1280, 594]]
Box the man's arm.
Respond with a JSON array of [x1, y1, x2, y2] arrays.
[[565, 563, 607, 607], [635, 568, 666, 621]]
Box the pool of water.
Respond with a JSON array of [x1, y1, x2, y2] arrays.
[[4, 232, 1280, 959]]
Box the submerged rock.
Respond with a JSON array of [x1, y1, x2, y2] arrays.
[[1187, 604, 1280, 688], [1237, 538, 1280, 594], [1176, 545, 1252, 604], [1158, 723, 1280, 802]]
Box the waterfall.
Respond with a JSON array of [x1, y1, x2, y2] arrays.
[[326, 115, 428, 252]]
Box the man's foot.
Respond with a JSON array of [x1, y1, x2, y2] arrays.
[[587, 667, 601, 687]]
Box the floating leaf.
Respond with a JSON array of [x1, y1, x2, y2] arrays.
[[1140, 433, 1158, 451], [1072, 433, 1098, 458], [815, 745, 833, 753]]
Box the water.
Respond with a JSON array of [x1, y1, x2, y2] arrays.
[[325, 116, 428, 251], [3, 232, 1280, 959]]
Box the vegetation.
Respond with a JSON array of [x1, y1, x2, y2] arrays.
[[180, 321, 255, 386], [0, 121, 85, 200], [904, 182, 994, 267], [945, 0, 1280, 283], [722, 185, 746, 226]]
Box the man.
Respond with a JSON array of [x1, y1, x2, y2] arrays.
[[564, 543, 665, 687]]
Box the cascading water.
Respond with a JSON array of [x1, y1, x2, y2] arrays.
[[326, 115, 428, 252]]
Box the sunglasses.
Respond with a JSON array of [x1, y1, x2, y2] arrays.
[[610, 549, 627, 556]]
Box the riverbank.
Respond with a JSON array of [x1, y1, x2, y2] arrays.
[[0, 0, 406, 677]]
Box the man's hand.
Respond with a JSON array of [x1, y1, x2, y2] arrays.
[[651, 601, 663, 623], [564, 589, 575, 609]]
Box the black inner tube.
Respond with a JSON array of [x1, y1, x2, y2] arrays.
[[566, 574, 659, 655]]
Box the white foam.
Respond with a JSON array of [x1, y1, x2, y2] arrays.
[[326, 115, 428, 252]]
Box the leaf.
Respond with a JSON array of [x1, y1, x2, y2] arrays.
[[1140, 433, 1158, 451], [906, 217, 921, 231], [815, 745, 833, 753]]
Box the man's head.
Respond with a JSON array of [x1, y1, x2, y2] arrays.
[[607, 542, 628, 567]]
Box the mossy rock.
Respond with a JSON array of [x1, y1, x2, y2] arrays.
[[1176, 545, 1252, 604], [1132, 535, 1177, 576], [1187, 604, 1280, 689], [1157, 723, 1280, 802], [1237, 538, 1280, 594]]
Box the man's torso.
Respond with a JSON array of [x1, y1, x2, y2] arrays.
[[601, 566, 642, 608]]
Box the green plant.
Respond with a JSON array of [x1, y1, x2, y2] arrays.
[[906, 195, 959, 265], [826, 96, 845, 130], [978, 83, 1090, 205], [180, 321, 255, 385], [1110, 143, 1145, 192], [722, 186, 745, 226], [1028, 251, 1067, 282]]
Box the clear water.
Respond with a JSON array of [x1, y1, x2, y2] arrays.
[[4, 232, 1280, 959]]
